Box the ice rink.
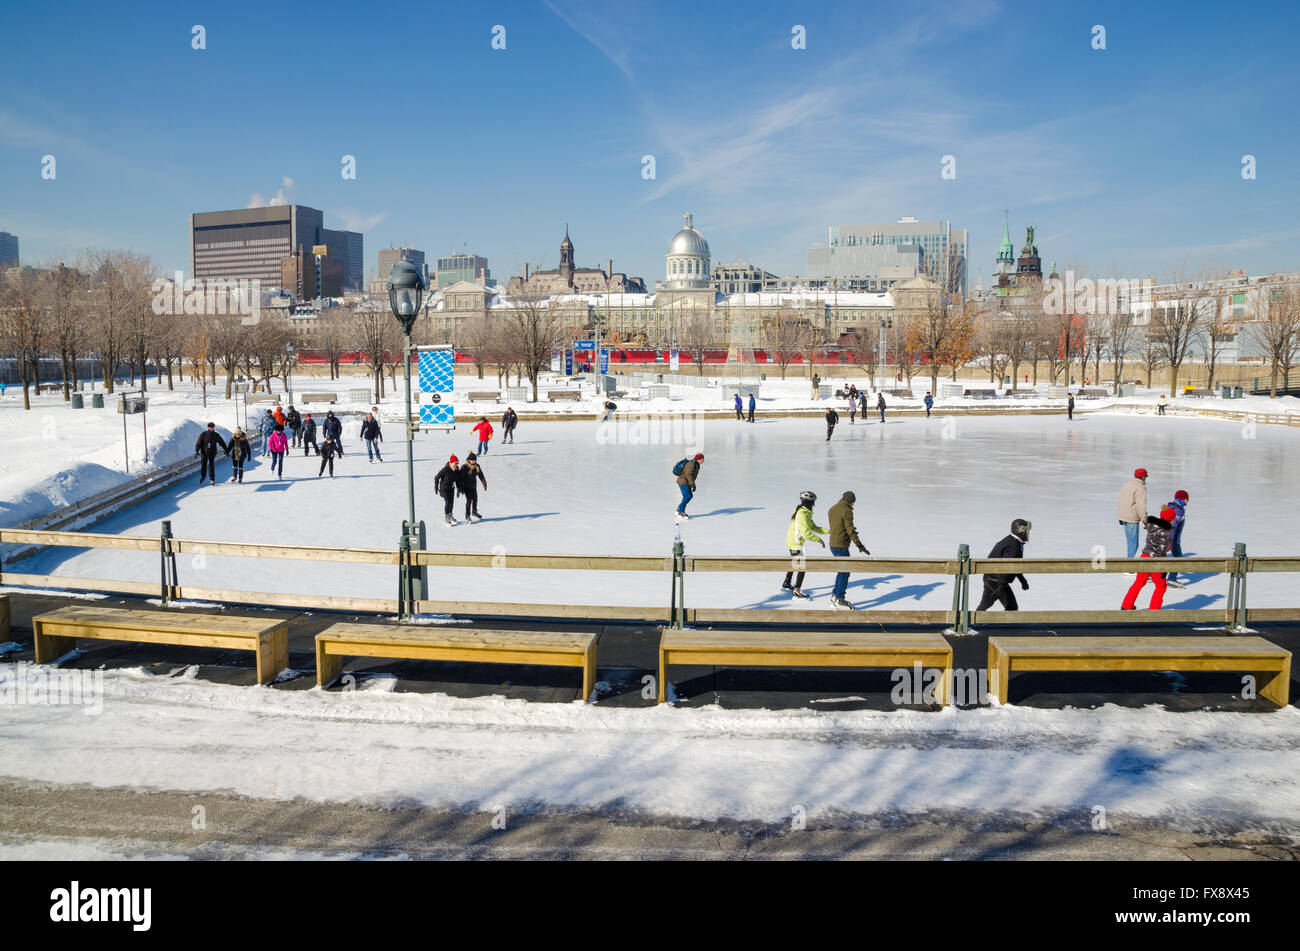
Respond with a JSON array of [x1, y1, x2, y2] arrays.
[[17, 409, 1300, 612]]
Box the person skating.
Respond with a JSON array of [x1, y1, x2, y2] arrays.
[[194, 422, 228, 486], [323, 411, 343, 454], [501, 407, 518, 443], [747, 392, 756, 423], [1121, 507, 1176, 610], [301, 413, 319, 456], [825, 406, 839, 441], [361, 413, 383, 463], [286, 405, 302, 447], [601, 400, 617, 422], [1117, 467, 1149, 560], [782, 490, 826, 599], [1164, 490, 1190, 587], [974, 519, 1031, 611], [734, 393, 744, 420], [317, 434, 340, 478], [847, 392, 857, 424], [674, 452, 703, 519], [1066, 392, 1075, 420], [924, 392, 933, 417], [471, 416, 493, 454], [435, 455, 461, 525], [257, 410, 275, 455], [272, 404, 286, 429], [267, 424, 288, 479], [226, 428, 251, 483], [457, 452, 488, 521], [827, 491, 870, 610], [877, 392, 886, 422], [1157, 393, 1169, 415]]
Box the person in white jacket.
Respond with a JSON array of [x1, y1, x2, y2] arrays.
[[1117, 467, 1149, 559]]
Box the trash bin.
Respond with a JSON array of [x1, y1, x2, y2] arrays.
[[1221, 386, 1231, 399], [1234, 386, 1244, 399], [1003, 376, 1011, 386], [91, 394, 104, 408], [760, 373, 767, 381], [71, 393, 84, 409]]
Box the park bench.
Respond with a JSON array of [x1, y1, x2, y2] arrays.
[[1007, 389, 1039, 398], [315, 622, 599, 700], [32, 605, 290, 685], [657, 629, 953, 705], [987, 635, 1291, 706], [963, 388, 998, 399], [1077, 388, 1108, 398], [0, 593, 8, 639], [886, 388, 913, 398], [299, 392, 337, 404], [466, 391, 501, 401], [246, 393, 279, 404], [1185, 388, 1214, 398], [548, 390, 582, 402]]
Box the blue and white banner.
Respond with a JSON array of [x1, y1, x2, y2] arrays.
[[600, 349, 609, 374], [417, 348, 455, 427]]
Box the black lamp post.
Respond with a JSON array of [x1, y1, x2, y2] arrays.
[[388, 262, 428, 615]]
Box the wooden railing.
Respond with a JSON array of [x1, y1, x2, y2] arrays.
[[1, 528, 1296, 631]]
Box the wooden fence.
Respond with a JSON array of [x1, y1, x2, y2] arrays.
[[2, 528, 1298, 632]]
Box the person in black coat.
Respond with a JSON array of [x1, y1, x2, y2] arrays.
[[501, 407, 518, 443], [317, 435, 340, 477], [434, 455, 462, 524], [323, 411, 343, 454], [361, 413, 383, 462], [825, 407, 839, 441], [194, 422, 228, 486], [286, 406, 302, 447], [226, 428, 251, 483], [1067, 393, 1075, 420], [302, 414, 318, 456], [975, 519, 1031, 611], [456, 452, 488, 521]]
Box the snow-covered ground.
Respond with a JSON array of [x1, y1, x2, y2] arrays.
[[9, 404, 1300, 611]]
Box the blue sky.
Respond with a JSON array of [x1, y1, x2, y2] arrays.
[[2, 0, 1297, 285]]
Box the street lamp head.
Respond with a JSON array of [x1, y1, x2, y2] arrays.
[[387, 261, 427, 335]]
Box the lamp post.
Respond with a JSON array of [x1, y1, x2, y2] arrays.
[[387, 261, 429, 616], [285, 341, 295, 404]]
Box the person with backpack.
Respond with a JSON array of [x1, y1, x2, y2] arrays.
[[501, 407, 518, 443], [435, 455, 461, 525], [301, 413, 319, 456], [734, 393, 743, 420], [471, 416, 493, 454], [317, 434, 340, 478], [1122, 507, 1177, 610], [747, 392, 756, 423], [323, 411, 343, 454], [782, 490, 826, 600], [226, 428, 251, 483], [257, 410, 276, 455], [194, 422, 228, 486], [286, 405, 302, 447], [825, 406, 839, 441], [827, 491, 870, 609], [267, 424, 288, 479], [361, 413, 384, 462], [975, 519, 1031, 611], [674, 452, 704, 519], [457, 452, 488, 522]]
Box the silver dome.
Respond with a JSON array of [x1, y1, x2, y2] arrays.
[[666, 213, 709, 256]]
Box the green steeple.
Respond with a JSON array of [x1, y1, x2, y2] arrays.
[[996, 210, 1014, 273]]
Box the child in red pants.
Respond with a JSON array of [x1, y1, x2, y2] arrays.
[[1122, 507, 1176, 610]]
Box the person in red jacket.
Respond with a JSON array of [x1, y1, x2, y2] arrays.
[[471, 416, 494, 455]]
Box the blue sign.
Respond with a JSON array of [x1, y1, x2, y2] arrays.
[[575, 340, 596, 350], [564, 349, 573, 375], [600, 349, 609, 374], [417, 348, 455, 426]]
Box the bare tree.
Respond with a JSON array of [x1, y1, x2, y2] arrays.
[[763, 308, 805, 380], [1150, 269, 1208, 395], [500, 282, 566, 402], [907, 289, 976, 395], [678, 308, 715, 376], [1249, 282, 1300, 397], [349, 305, 397, 401], [0, 266, 44, 409], [1201, 281, 1234, 391], [461, 313, 494, 380], [41, 262, 84, 400], [85, 251, 152, 395], [208, 314, 249, 399]]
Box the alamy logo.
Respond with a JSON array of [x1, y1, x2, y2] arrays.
[[151, 271, 261, 323], [50, 882, 151, 931], [1, 663, 103, 715]]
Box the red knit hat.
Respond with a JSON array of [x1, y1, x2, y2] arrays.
[[694, 453, 704, 461], [449, 455, 459, 464], [1160, 506, 1176, 521], [1134, 467, 1148, 479], [1175, 489, 1189, 501]]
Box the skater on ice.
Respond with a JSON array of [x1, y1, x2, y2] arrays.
[[782, 490, 825, 600], [361, 413, 384, 462], [827, 491, 870, 610], [1164, 489, 1189, 588], [1067, 392, 1075, 420], [458, 452, 487, 522], [747, 392, 756, 423], [847, 391, 857, 424], [323, 411, 344, 454], [825, 405, 839, 441], [734, 393, 743, 420], [501, 407, 518, 443], [286, 405, 302, 447], [1157, 394, 1169, 415], [317, 433, 340, 478], [974, 519, 1031, 612], [435, 455, 462, 525], [1121, 507, 1176, 610], [257, 410, 275, 454], [226, 428, 251, 483], [471, 415, 493, 454], [674, 452, 703, 519], [301, 413, 319, 456], [924, 392, 933, 417], [1117, 467, 1149, 559], [194, 422, 227, 486], [267, 424, 288, 479], [877, 392, 887, 422]]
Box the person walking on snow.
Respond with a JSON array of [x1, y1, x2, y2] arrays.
[[286, 405, 302, 447], [317, 434, 340, 478], [361, 413, 383, 462], [877, 392, 887, 422], [457, 452, 488, 521], [1118, 467, 1149, 559], [194, 422, 228, 486], [847, 392, 858, 424], [323, 411, 343, 454], [825, 406, 839, 441], [975, 519, 1031, 611], [435, 455, 462, 525], [1164, 490, 1190, 588], [924, 392, 934, 418], [734, 393, 744, 420], [501, 407, 518, 443], [226, 428, 251, 483], [675, 452, 703, 519], [782, 490, 826, 599], [1157, 393, 1169, 415], [827, 491, 870, 610], [747, 392, 756, 423], [267, 424, 288, 479], [301, 413, 319, 456], [471, 416, 493, 454], [1121, 507, 1176, 610]]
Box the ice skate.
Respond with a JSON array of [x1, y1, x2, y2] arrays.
[[791, 588, 810, 599], [831, 597, 855, 610]]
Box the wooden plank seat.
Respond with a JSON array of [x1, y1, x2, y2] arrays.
[[32, 606, 289, 684], [299, 392, 337, 404], [0, 593, 9, 639], [1078, 388, 1108, 398], [548, 390, 582, 402], [657, 629, 953, 705], [466, 391, 501, 401], [987, 635, 1291, 707], [315, 623, 599, 700]]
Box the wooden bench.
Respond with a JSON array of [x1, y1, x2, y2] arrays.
[[246, 393, 278, 404], [315, 623, 599, 700], [658, 630, 953, 705], [963, 388, 998, 399], [548, 390, 582, 402], [1078, 388, 1108, 398], [466, 391, 501, 401], [885, 389, 913, 398], [0, 593, 8, 640], [987, 635, 1291, 706], [1007, 389, 1039, 398], [32, 606, 289, 684], [299, 392, 337, 404], [1185, 388, 1214, 398]]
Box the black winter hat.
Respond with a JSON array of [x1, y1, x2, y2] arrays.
[[842, 491, 856, 503]]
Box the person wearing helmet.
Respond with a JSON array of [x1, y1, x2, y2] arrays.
[[975, 518, 1032, 612], [827, 491, 870, 610], [782, 490, 826, 599], [1117, 467, 1149, 559], [1122, 507, 1177, 610], [1165, 489, 1190, 588]]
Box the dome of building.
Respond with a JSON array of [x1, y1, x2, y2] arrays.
[[667, 214, 709, 256], [664, 213, 711, 290]]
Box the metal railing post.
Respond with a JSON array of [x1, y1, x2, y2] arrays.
[[670, 537, 686, 629], [397, 530, 410, 620], [951, 543, 970, 633], [1228, 542, 1248, 633], [159, 520, 174, 604]]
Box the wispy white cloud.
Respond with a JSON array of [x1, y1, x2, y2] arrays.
[[335, 210, 387, 233], [246, 176, 297, 208]]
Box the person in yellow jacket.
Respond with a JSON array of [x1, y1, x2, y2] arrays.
[[782, 490, 826, 599]]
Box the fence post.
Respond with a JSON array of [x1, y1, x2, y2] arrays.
[[669, 537, 686, 629], [951, 543, 970, 634], [159, 520, 174, 604], [397, 531, 410, 620], [1227, 541, 1248, 633]]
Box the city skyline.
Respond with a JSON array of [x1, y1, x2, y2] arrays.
[[2, 0, 1297, 284]]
